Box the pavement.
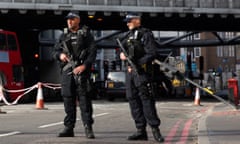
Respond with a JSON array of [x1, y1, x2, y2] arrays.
[[198, 102, 240, 144]]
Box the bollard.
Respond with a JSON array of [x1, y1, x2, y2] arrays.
[[228, 79, 239, 107]]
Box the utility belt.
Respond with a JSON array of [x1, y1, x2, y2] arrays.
[[74, 72, 93, 92], [128, 62, 150, 74]]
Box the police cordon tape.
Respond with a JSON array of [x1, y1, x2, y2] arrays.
[[0, 82, 61, 106]]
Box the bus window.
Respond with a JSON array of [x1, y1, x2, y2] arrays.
[[0, 33, 7, 50], [12, 65, 24, 82], [7, 34, 17, 50], [0, 71, 7, 85]]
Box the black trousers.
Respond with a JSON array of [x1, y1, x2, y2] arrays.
[[61, 71, 94, 129], [126, 71, 160, 129]]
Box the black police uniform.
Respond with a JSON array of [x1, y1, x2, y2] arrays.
[[53, 25, 97, 138], [122, 26, 164, 142]]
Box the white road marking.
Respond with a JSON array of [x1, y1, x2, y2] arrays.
[[0, 131, 21, 137], [38, 121, 64, 128], [93, 112, 109, 118], [38, 112, 109, 129]]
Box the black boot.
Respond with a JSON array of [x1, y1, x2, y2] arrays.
[[58, 127, 74, 137], [85, 125, 95, 139], [152, 127, 164, 143], [127, 128, 148, 141]]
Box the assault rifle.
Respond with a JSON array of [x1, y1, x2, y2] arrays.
[[116, 38, 138, 74], [61, 40, 88, 84], [153, 59, 237, 109], [61, 40, 86, 75], [61, 40, 77, 74]]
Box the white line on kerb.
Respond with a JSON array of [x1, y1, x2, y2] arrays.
[[0, 131, 21, 137], [38, 112, 109, 129]]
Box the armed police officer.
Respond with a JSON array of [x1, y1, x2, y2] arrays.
[[52, 12, 97, 138], [119, 13, 164, 143]]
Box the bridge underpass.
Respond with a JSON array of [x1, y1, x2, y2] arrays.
[[1, 9, 240, 31], [1, 0, 240, 45], [1, 0, 240, 31]]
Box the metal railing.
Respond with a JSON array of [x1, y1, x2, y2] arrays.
[[1, 0, 239, 9]]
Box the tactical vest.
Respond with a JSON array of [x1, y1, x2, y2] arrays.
[[63, 25, 88, 62], [125, 27, 155, 75], [126, 28, 147, 65]]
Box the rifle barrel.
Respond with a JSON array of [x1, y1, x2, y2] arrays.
[[116, 38, 138, 73]]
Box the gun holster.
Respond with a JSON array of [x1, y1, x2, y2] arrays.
[[74, 75, 93, 93], [74, 74, 82, 84]]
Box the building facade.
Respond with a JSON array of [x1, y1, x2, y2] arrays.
[[184, 32, 238, 89]]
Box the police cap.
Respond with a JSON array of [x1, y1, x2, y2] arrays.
[[65, 12, 80, 19], [124, 12, 141, 22]]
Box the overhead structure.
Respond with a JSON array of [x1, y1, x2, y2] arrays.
[[0, 0, 240, 31], [96, 31, 240, 48]]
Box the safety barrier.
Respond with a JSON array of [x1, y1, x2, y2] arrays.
[[0, 82, 61, 106]]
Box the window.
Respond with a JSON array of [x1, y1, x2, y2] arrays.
[[7, 34, 17, 50], [12, 65, 24, 82], [217, 45, 235, 57], [107, 72, 126, 83], [229, 46, 235, 57], [194, 47, 201, 57], [194, 33, 200, 39], [0, 33, 7, 50], [0, 71, 7, 85], [223, 46, 229, 57], [217, 46, 223, 57]]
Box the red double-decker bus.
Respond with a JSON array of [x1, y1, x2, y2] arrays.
[[0, 30, 24, 101]]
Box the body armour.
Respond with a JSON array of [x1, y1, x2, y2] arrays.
[[63, 25, 88, 61], [126, 28, 146, 65], [124, 27, 156, 73]]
